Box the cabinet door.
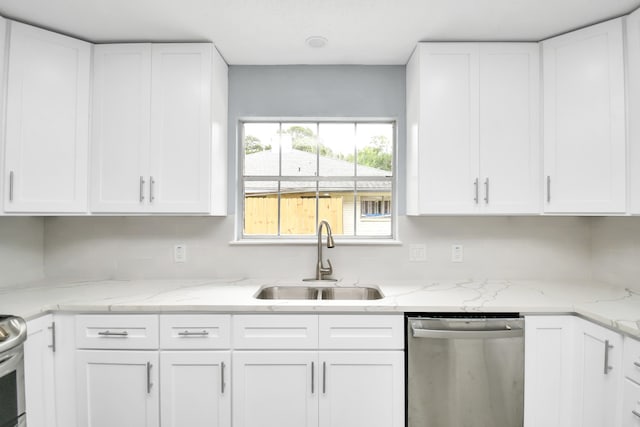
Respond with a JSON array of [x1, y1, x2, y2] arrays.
[[160, 352, 230, 427], [523, 316, 575, 427], [319, 351, 404, 427], [0, 17, 7, 208], [232, 352, 318, 427], [24, 315, 56, 427], [149, 44, 212, 213], [76, 350, 159, 427], [91, 44, 151, 213], [574, 318, 623, 427], [542, 18, 626, 213], [4, 22, 90, 213], [627, 9, 640, 214], [623, 378, 640, 427], [479, 44, 540, 214], [416, 43, 480, 214]]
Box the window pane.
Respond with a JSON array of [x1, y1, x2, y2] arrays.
[[356, 180, 392, 237], [281, 123, 318, 176], [243, 123, 280, 176], [244, 181, 278, 235], [280, 181, 317, 235], [318, 123, 356, 176], [319, 180, 355, 236], [355, 123, 394, 176]]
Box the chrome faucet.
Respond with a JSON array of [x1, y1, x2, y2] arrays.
[[314, 220, 335, 280]]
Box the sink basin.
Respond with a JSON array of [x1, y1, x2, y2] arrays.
[[321, 287, 383, 300], [254, 286, 320, 300], [254, 285, 383, 300]]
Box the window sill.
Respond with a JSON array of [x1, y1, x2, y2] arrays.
[[229, 238, 402, 246]]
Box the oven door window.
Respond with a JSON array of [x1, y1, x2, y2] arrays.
[[0, 370, 23, 427]]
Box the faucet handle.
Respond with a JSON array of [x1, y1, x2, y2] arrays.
[[320, 259, 333, 278]]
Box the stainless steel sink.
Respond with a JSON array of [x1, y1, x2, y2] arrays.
[[321, 286, 383, 300], [254, 285, 383, 300], [254, 286, 320, 300]]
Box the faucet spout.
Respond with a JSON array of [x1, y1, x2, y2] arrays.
[[316, 220, 335, 280]]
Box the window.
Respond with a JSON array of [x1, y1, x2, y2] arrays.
[[239, 120, 395, 240]]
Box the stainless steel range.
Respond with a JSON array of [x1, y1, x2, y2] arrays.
[[0, 315, 27, 427]]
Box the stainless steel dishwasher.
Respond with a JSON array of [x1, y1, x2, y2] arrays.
[[407, 314, 524, 427]]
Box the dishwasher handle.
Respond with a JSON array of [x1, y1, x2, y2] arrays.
[[410, 318, 523, 339]]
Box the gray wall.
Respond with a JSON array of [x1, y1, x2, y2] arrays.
[[227, 65, 406, 214]]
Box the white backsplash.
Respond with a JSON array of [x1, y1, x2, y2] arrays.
[[592, 217, 640, 291], [42, 215, 594, 283], [0, 217, 44, 287]]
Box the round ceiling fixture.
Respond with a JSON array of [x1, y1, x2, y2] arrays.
[[305, 36, 328, 48]]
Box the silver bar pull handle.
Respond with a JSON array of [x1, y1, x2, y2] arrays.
[[178, 330, 209, 337], [48, 322, 56, 353], [9, 171, 14, 202], [98, 330, 129, 337], [149, 176, 155, 202], [546, 176, 551, 203], [411, 326, 523, 340], [632, 410, 640, 419], [604, 340, 613, 374], [221, 361, 226, 394], [146, 362, 153, 394], [311, 361, 315, 394], [473, 178, 479, 204], [139, 176, 145, 202], [322, 361, 327, 394], [484, 178, 489, 204]]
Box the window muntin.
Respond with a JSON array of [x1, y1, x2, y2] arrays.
[[240, 120, 395, 240]]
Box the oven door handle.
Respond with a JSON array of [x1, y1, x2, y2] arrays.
[[411, 326, 523, 340]]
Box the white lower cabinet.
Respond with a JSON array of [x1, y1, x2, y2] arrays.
[[24, 315, 57, 427], [524, 315, 624, 427], [232, 351, 318, 427], [319, 351, 404, 427], [160, 351, 230, 427], [575, 318, 623, 427], [231, 314, 404, 427], [623, 379, 640, 427], [76, 350, 160, 427]]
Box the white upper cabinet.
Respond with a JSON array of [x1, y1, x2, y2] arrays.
[[91, 43, 227, 214], [542, 18, 626, 214], [4, 22, 90, 213], [91, 44, 152, 212], [627, 9, 640, 215], [0, 17, 7, 209], [406, 42, 540, 214], [149, 44, 212, 213]]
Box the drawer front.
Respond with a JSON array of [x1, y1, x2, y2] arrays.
[[232, 315, 318, 349], [623, 378, 640, 427], [625, 336, 640, 384], [75, 314, 159, 349], [319, 314, 404, 349], [160, 314, 231, 349]]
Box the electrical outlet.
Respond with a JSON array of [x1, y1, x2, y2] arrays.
[[451, 244, 463, 263], [174, 244, 187, 263], [409, 244, 427, 262]]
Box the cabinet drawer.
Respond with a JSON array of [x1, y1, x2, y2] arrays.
[[160, 314, 231, 349], [319, 314, 404, 349], [625, 337, 640, 384], [75, 314, 158, 349], [233, 315, 318, 349], [623, 378, 640, 427]]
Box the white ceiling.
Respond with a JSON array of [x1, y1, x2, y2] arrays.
[[1, 0, 639, 65]]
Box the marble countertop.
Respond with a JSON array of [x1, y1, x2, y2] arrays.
[[1, 277, 639, 338]]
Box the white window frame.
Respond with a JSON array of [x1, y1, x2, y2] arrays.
[[236, 118, 398, 243]]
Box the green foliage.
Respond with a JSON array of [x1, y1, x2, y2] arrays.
[[345, 135, 392, 171], [244, 135, 272, 154]]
